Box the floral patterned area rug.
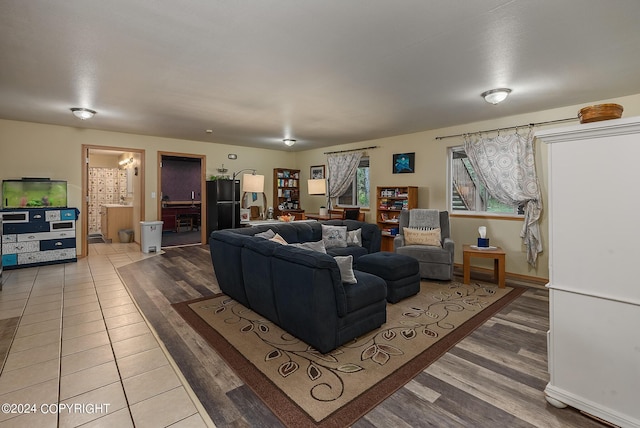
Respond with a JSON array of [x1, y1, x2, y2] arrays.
[[173, 280, 525, 427]]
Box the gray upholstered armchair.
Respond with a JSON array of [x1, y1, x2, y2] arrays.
[[393, 210, 454, 280]]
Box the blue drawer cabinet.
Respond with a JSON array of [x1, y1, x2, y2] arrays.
[[1, 207, 79, 270]]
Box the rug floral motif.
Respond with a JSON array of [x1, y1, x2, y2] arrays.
[[187, 281, 513, 423]]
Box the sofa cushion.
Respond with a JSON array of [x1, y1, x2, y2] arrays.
[[334, 255, 357, 284], [326, 246, 368, 263], [269, 222, 316, 243], [343, 271, 387, 313], [396, 245, 452, 264], [322, 224, 348, 249], [271, 245, 347, 317]]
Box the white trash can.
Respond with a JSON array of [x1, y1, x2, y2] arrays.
[[140, 221, 163, 253]]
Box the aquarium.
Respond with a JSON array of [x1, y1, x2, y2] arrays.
[[2, 179, 68, 208]]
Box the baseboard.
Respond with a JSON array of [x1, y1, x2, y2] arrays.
[[453, 263, 548, 286]]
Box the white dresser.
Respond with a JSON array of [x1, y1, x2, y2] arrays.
[[536, 116, 640, 428]]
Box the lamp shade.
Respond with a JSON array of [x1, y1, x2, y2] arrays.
[[307, 178, 326, 195], [242, 173, 264, 193]]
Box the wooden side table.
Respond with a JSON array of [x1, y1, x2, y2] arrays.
[[463, 244, 506, 288]]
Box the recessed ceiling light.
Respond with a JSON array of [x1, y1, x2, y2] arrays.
[[283, 138, 296, 146], [481, 88, 512, 104], [205, 129, 213, 133], [70, 108, 97, 120]]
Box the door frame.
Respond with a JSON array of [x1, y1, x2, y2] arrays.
[[158, 151, 207, 246], [81, 145, 146, 257]]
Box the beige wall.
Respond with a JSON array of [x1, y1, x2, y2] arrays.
[[297, 93, 640, 281], [2, 93, 639, 278], [0, 120, 296, 256]]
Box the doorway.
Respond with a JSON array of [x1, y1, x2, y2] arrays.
[[158, 152, 206, 248], [81, 145, 145, 257]]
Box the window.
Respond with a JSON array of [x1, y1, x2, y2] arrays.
[[449, 147, 523, 216], [337, 157, 370, 207]]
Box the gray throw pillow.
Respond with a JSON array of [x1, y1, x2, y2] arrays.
[[254, 229, 276, 239], [334, 255, 357, 284], [322, 224, 347, 249], [346, 228, 362, 247], [291, 240, 327, 253]]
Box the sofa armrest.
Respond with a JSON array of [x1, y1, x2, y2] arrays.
[[443, 237, 454, 254], [394, 234, 405, 251]]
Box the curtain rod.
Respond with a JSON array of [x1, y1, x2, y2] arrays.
[[434, 117, 578, 140], [324, 145, 378, 155]]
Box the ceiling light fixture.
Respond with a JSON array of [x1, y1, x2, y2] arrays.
[[481, 88, 512, 105], [283, 138, 296, 147], [70, 107, 97, 120]]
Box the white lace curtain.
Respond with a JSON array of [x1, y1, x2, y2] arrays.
[[463, 130, 543, 266], [327, 152, 363, 203]]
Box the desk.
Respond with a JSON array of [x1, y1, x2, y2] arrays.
[[306, 212, 366, 221], [245, 219, 316, 227], [161, 205, 201, 232], [305, 213, 339, 221], [462, 244, 506, 288]]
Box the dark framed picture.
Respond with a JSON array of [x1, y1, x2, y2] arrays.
[[310, 165, 325, 179], [393, 153, 415, 174]]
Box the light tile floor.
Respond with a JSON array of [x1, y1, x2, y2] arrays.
[[0, 242, 214, 427]]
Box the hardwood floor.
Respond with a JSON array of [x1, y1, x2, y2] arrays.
[[117, 246, 606, 428]]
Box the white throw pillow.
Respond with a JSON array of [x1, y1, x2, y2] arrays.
[[291, 240, 327, 253], [403, 227, 441, 247], [322, 224, 348, 249], [334, 255, 357, 284], [255, 229, 276, 239], [269, 233, 288, 245], [346, 228, 362, 247]]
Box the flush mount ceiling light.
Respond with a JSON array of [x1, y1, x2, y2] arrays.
[[283, 138, 296, 147], [70, 107, 97, 120], [481, 88, 512, 105]]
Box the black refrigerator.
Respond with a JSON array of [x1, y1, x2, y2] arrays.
[[206, 179, 240, 241]]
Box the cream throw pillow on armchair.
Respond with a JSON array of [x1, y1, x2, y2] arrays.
[[403, 227, 442, 247]]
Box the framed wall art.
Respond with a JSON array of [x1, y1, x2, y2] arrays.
[[310, 165, 325, 179], [392, 153, 415, 174]]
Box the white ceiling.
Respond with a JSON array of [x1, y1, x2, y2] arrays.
[[1, 1, 640, 151]]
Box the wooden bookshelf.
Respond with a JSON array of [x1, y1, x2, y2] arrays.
[[273, 168, 304, 218], [376, 186, 418, 251]]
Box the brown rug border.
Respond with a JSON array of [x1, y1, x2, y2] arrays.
[[172, 284, 526, 427]]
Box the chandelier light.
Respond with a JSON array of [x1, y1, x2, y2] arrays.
[[481, 88, 512, 105], [70, 108, 97, 120]]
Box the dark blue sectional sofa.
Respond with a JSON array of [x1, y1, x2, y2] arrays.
[[209, 220, 386, 353]]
